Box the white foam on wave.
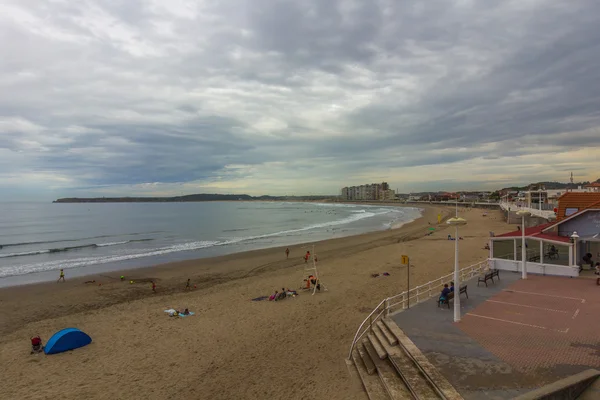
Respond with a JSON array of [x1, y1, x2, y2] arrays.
[[0, 205, 421, 279], [96, 241, 129, 247], [0, 241, 220, 278], [0, 249, 51, 258]]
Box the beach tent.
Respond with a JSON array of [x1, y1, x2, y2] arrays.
[[44, 328, 92, 355]]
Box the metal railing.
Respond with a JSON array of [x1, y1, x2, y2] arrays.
[[499, 202, 556, 219], [347, 259, 492, 359]]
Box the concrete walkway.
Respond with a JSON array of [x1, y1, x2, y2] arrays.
[[391, 271, 530, 400]]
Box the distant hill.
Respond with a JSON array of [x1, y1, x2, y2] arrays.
[[499, 178, 599, 192], [53, 194, 337, 203]]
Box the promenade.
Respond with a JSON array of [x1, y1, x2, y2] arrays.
[[391, 271, 600, 399]]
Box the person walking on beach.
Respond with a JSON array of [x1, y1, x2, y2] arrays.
[[57, 269, 65, 283], [185, 278, 191, 291], [304, 250, 310, 263], [152, 281, 156, 293], [285, 248, 290, 259]]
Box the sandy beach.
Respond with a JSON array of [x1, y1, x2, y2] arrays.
[[0, 205, 514, 400]]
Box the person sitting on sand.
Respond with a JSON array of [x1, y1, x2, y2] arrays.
[[276, 288, 287, 301], [286, 288, 297, 297], [31, 336, 43, 354], [182, 308, 190, 315], [269, 291, 278, 301]]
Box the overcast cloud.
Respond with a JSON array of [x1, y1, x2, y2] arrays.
[[1, 0, 600, 199]]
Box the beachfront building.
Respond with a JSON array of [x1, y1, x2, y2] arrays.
[[489, 192, 600, 277], [340, 182, 395, 201]]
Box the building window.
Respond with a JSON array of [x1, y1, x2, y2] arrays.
[[565, 208, 579, 216]]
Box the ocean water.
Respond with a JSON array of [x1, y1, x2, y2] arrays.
[[0, 202, 421, 287]]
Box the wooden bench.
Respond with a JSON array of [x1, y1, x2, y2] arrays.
[[438, 285, 468, 308], [477, 269, 500, 287]]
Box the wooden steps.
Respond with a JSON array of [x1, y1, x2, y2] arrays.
[[348, 317, 464, 400]]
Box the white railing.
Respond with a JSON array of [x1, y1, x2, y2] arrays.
[[347, 259, 492, 360], [499, 202, 556, 220], [490, 258, 578, 277]]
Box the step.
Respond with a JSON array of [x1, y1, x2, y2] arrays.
[[351, 349, 390, 400], [367, 332, 387, 360], [357, 341, 377, 375], [376, 320, 398, 346], [382, 318, 463, 400], [579, 376, 600, 399], [384, 343, 439, 399], [373, 326, 392, 353], [346, 359, 371, 399], [363, 341, 413, 400]]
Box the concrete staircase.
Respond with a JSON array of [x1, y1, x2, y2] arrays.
[[349, 317, 463, 400]]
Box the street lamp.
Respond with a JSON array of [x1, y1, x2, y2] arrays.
[[571, 231, 579, 267], [447, 216, 467, 322], [516, 210, 531, 279]]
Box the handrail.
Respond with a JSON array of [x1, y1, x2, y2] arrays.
[[499, 201, 556, 219], [347, 259, 492, 359]]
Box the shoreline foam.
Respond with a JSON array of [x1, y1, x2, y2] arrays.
[[0, 202, 422, 285]]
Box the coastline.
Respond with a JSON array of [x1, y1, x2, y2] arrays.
[[0, 202, 423, 288], [1, 205, 513, 400]]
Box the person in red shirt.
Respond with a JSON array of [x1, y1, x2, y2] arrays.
[[152, 281, 156, 293], [31, 336, 43, 354]]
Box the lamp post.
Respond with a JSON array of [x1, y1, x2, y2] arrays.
[[517, 210, 531, 279], [571, 231, 579, 267], [447, 216, 467, 322]]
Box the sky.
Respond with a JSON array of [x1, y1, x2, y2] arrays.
[[1, 0, 600, 200]]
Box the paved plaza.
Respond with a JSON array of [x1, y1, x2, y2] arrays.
[[392, 271, 600, 400]]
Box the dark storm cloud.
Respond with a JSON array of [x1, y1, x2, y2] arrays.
[[1, 0, 600, 197]]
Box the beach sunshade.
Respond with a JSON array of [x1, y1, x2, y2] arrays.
[[44, 328, 92, 355]]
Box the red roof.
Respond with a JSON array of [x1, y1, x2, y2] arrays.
[[556, 193, 600, 221], [495, 222, 571, 243]]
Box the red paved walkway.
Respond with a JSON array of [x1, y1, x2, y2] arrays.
[[458, 275, 600, 373]]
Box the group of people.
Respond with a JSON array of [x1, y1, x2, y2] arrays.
[[269, 287, 298, 301], [168, 308, 191, 317]]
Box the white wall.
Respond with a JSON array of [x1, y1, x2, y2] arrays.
[[491, 259, 579, 277]]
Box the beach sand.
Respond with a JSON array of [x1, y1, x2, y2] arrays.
[[0, 205, 514, 400]]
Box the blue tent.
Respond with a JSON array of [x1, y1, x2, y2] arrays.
[[44, 328, 92, 355]]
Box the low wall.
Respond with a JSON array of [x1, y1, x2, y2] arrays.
[[491, 259, 579, 278], [404, 201, 500, 210]]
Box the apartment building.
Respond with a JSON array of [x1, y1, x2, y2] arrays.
[[340, 182, 395, 201]]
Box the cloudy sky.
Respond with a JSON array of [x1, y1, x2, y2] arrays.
[[1, 0, 600, 199]]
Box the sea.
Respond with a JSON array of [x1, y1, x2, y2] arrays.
[[0, 201, 422, 287]]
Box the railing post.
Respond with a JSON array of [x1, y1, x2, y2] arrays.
[[428, 282, 431, 298], [385, 298, 390, 316], [369, 313, 373, 333]]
